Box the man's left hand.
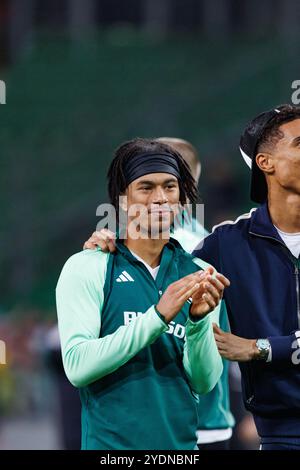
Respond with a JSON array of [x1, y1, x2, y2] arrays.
[[189, 268, 230, 318]]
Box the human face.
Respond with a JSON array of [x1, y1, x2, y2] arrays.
[[124, 173, 180, 238], [270, 118, 300, 195]]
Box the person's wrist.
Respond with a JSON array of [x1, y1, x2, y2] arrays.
[[189, 304, 208, 322], [250, 339, 260, 360], [253, 338, 270, 361], [154, 305, 170, 324]]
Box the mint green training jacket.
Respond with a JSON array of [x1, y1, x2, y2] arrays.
[[56, 238, 223, 450]]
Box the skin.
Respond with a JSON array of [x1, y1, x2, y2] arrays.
[[84, 171, 247, 356], [85, 121, 300, 359], [256, 118, 300, 233], [85, 171, 230, 323], [213, 118, 300, 361], [123, 173, 180, 265], [213, 324, 258, 362]]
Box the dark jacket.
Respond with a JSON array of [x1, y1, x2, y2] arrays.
[[193, 203, 300, 437]]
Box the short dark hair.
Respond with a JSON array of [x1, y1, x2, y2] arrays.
[[107, 138, 198, 215], [257, 104, 300, 153]]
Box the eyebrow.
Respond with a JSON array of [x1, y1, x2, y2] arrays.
[[136, 178, 178, 186], [291, 136, 300, 147]]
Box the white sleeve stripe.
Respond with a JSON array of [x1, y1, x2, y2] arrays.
[[212, 208, 257, 233]]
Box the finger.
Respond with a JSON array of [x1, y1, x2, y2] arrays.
[[89, 231, 115, 252], [205, 267, 215, 276], [98, 230, 117, 250], [176, 279, 198, 298], [83, 235, 103, 249], [217, 345, 229, 353], [178, 282, 201, 303], [217, 347, 230, 358], [96, 228, 115, 238], [83, 241, 97, 250], [92, 232, 109, 245], [214, 340, 228, 350], [186, 276, 209, 298], [207, 276, 226, 293], [106, 239, 117, 252], [217, 349, 229, 358], [213, 323, 225, 335], [102, 229, 116, 240], [202, 280, 221, 300], [172, 271, 206, 290], [95, 229, 116, 243], [188, 271, 207, 283], [196, 280, 222, 304], [197, 268, 214, 282], [97, 238, 112, 250], [202, 293, 216, 310], [213, 333, 226, 343], [215, 273, 230, 288], [215, 344, 225, 354]]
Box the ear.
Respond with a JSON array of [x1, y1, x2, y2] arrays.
[[255, 152, 275, 175]]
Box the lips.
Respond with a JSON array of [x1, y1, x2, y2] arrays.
[[149, 206, 172, 215]]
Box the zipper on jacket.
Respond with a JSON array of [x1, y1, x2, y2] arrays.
[[295, 264, 300, 328], [246, 395, 254, 405], [244, 362, 255, 406]]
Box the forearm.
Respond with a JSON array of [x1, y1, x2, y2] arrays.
[[183, 314, 223, 395], [215, 332, 300, 364], [60, 305, 168, 387], [56, 250, 169, 388], [267, 332, 300, 365]]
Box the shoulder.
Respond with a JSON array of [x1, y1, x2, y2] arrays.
[[62, 248, 109, 272], [172, 242, 213, 272], [57, 249, 110, 287], [211, 208, 257, 236], [193, 209, 256, 256]]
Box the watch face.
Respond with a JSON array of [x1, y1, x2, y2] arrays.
[[256, 339, 270, 360], [257, 339, 269, 350]]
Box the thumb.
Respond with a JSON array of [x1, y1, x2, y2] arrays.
[[213, 323, 224, 334], [83, 240, 97, 250]]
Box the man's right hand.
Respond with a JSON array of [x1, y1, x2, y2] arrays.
[[83, 229, 117, 252]]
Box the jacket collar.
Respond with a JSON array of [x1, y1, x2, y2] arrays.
[[115, 237, 181, 262], [249, 202, 284, 243]]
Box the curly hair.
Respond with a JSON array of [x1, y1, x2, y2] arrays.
[[107, 138, 198, 216]]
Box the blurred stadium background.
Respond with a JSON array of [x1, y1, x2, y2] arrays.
[[0, 0, 299, 449]]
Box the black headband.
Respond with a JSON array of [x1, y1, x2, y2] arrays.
[[123, 152, 181, 186]]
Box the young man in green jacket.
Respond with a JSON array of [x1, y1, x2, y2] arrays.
[[86, 138, 235, 449], [56, 138, 229, 450]]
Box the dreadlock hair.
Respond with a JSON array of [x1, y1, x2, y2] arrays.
[[107, 138, 199, 216], [257, 104, 300, 154]]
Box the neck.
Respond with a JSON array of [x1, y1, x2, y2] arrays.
[[125, 237, 168, 268], [267, 185, 300, 233]]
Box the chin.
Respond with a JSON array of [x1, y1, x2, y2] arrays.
[[148, 223, 171, 239]]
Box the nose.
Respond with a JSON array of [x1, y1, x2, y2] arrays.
[[152, 186, 168, 204]]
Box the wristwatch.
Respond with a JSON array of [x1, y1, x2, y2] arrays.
[[255, 338, 270, 361]]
